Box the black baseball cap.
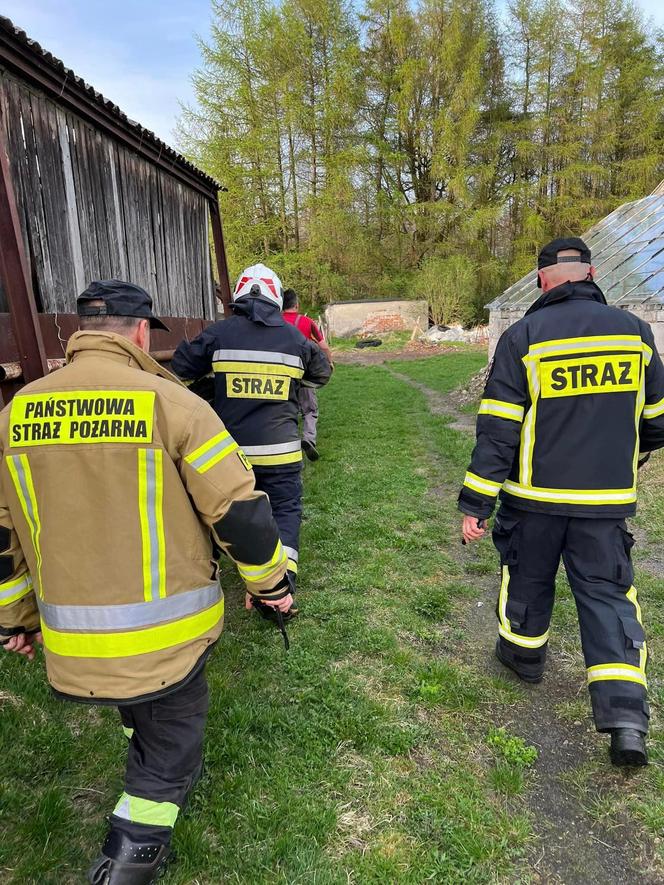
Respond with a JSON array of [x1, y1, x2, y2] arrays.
[[537, 236, 591, 280], [77, 280, 169, 331]]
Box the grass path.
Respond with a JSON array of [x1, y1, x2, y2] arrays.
[[1, 353, 662, 884]]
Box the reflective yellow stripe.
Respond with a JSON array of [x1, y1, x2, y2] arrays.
[[6, 455, 43, 598], [527, 335, 645, 360], [113, 792, 179, 827], [122, 726, 134, 740], [627, 585, 647, 674], [248, 451, 303, 467], [643, 397, 664, 419], [155, 451, 166, 600], [137, 449, 166, 601], [41, 598, 223, 658], [463, 471, 502, 497], [213, 361, 304, 379], [237, 543, 287, 583], [0, 572, 34, 606], [287, 559, 298, 574], [633, 364, 646, 480], [497, 565, 549, 648], [503, 480, 636, 505], [184, 431, 239, 473], [478, 399, 525, 422], [587, 663, 647, 687], [520, 359, 539, 486], [643, 342, 653, 365]]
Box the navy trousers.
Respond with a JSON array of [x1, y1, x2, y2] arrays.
[[492, 505, 649, 734], [254, 466, 303, 585], [111, 667, 208, 846]]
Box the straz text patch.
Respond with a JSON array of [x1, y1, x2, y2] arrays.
[[226, 374, 291, 400], [9, 391, 155, 446], [540, 354, 641, 398]]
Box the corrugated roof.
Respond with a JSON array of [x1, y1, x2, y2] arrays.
[[0, 15, 219, 195], [489, 184, 664, 311]]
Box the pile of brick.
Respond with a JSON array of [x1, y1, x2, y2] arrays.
[[359, 312, 408, 336]]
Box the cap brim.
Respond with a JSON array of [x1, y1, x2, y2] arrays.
[[149, 317, 170, 332]]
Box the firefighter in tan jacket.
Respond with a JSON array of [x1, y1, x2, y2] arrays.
[[0, 281, 291, 885]]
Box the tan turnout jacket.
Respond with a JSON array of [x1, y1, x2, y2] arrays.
[[0, 332, 287, 702]]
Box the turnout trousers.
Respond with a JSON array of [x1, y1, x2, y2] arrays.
[[110, 667, 209, 846], [298, 386, 319, 445], [254, 466, 303, 586], [492, 505, 649, 734]]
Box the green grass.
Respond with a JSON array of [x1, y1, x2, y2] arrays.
[[4, 350, 663, 882], [329, 331, 413, 352], [388, 350, 487, 394], [0, 356, 533, 885]]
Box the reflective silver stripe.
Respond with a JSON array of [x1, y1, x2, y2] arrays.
[[145, 450, 160, 601], [528, 337, 643, 358], [283, 546, 299, 562], [213, 349, 304, 370], [242, 441, 302, 456], [189, 434, 235, 471], [0, 573, 33, 602], [37, 583, 221, 631]]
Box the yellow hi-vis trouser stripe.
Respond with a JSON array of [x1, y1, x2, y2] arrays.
[[587, 663, 647, 687], [587, 584, 647, 687], [627, 585, 648, 674], [497, 565, 550, 648], [0, 572, 34, 606], [236, 542, 287, 583], [138, 449, 166, 601], [113, 792, 179, 828], [6, 455, 43, 598], [41, 598, 224, 658]]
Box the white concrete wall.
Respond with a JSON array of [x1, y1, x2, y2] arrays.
[[324, 299, 429, 338], [489, 306, 664, 357]]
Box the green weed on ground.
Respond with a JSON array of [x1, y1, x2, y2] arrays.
[[388, 350, 487, 394], [0, 358, 531, 885]]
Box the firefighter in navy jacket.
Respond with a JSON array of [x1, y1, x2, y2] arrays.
[[172, 265, 332, 595], [459, 238, 664, 766]]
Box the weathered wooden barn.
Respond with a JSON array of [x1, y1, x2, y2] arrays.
[[0, 16, 230, 404], [487, 182, 664, 357]]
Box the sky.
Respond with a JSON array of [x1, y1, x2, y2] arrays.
[[3, 0, 664, 151]]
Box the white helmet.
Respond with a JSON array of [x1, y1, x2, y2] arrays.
[[232, 263, 283, 310]]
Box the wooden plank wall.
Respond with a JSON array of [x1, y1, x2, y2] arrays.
[[0, 69, 216, 320]]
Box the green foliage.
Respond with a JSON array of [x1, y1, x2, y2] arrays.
[[413, 255, 478, 326], [487, 727, 538, 768], [180, 0, 664, 319]]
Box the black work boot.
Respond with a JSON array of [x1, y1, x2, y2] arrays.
[[610, 728, 648, 767], [495, 640, 544, 684], [302, 440, 320, 461], [87, 830, 170, 884]]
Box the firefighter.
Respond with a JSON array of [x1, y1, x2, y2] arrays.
[[459, 238, 664, 767], [282, 288, 334, 461], [0, 280, 292, 884], [172, 265, 332, 593]]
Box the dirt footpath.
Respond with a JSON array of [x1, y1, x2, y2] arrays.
[[393, 366, 663, 885]]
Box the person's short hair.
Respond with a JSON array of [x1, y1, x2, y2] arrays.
[[78, 300, 143, 332], [282, 288, 298, 311]]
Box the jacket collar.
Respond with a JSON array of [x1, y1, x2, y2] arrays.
[[231, 297, 284, 327], [525, 280, 607, 316], [66, 331, 183, 386]]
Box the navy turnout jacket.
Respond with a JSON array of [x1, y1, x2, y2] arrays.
[[172, 298, 331, 470], [459, 280, 664, 519]]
